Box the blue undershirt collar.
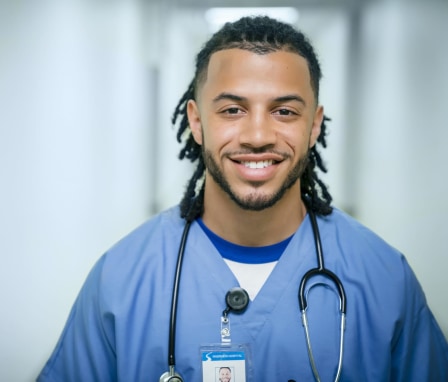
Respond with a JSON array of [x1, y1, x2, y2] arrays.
[[196, 218, 293, 264]]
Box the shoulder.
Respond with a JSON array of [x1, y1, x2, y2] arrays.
[[317, 208, 420, 305], [85, 206, 186, 296], [106, 205, 184, 256], [313, 211, 448, 380], [320, 208, 401, 258], [319, 208, 431, 319]]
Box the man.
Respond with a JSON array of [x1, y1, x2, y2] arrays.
[[38, 16, 447, 382], [219, 367, 231, 382]]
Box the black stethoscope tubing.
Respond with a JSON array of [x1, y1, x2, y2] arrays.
[[299, 210, 347, 314], [168, 220, 192, 370], [162, 210, 347, 382]]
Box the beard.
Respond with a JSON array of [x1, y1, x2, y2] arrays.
[[202, 148, 309, 211]]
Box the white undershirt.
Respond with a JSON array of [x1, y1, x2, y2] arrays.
[[223, 259, 278, 300]]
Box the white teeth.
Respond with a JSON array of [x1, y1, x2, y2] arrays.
[[242, 160, 274, 169]]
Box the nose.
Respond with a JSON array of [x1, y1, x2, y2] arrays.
[[239, 111, 277, 149]]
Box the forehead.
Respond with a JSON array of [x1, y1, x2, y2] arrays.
[[197, 48, 314, 102]]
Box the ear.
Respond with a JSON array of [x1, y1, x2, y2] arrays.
[[187, 99, 203, 145], [309, 105, 324, 148]]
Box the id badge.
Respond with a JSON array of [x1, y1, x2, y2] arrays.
[[200, 344, 251, 382], [201, 287, 253, 381]]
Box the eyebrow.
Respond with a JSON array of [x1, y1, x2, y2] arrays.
[[273, 94, 306, 106], [212, 92, 306, 106], [212, 92, 247, 103]]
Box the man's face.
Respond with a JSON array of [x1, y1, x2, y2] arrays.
[[187, 48, 323, 211], [219, 367, 231, 382]]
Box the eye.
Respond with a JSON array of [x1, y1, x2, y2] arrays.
[[223, 107, 243, 115], [273, 108, 297, 116]]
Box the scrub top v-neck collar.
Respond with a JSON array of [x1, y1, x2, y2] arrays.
[[185, 214, 317, 339]]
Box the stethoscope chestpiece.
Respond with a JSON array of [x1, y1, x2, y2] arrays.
[[159, 370, 183, 382]]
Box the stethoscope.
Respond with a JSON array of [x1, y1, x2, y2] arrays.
[[160, 209, 347, 382]]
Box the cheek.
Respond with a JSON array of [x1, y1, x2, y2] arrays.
[[281, 129, 310, 153], [201, 119, 238, 149]]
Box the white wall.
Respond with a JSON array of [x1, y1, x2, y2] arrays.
[[0, 2, 154, 381], [150, 6, 206, 212], [355, 0, 448, 336]]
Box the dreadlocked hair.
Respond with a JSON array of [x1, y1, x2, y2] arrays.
[[172, 16, 333, 222]]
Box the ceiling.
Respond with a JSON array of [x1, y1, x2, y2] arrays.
[[162, 0, 372, 8]]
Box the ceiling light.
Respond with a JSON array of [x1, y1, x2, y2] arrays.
[[205, 7, 300, 32]]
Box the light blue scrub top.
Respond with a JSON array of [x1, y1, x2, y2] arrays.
[[37, 206, 448, 381]]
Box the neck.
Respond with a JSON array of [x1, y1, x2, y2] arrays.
[[201, 181, 306, 247]]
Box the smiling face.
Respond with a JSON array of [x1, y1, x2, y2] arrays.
[[219, 367, 231, 382], [187, 48, 323, 214]]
